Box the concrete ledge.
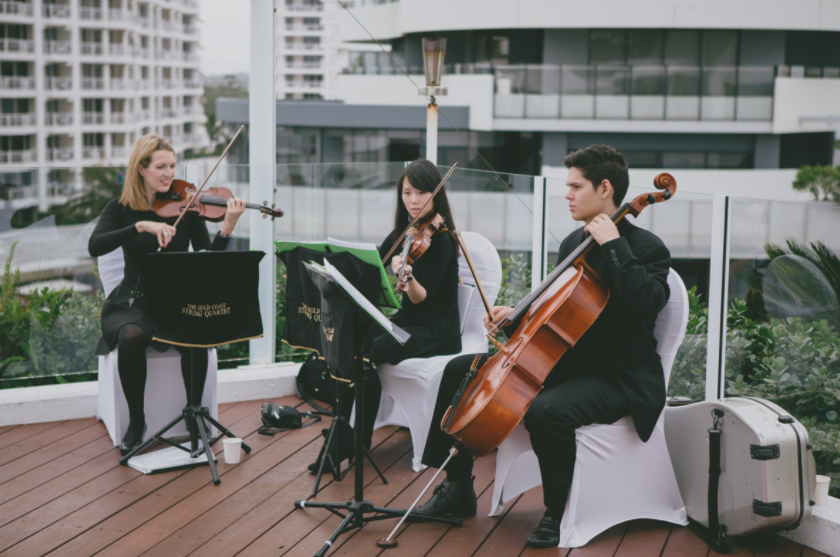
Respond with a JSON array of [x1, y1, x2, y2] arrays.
[[780, 497, 840, 557], [0, 363, 301, 427]]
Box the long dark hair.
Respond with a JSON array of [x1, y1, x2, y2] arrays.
[[392, 159, 459, 253]]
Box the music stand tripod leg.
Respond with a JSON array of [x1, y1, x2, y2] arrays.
[[295, 309, 461, 557]]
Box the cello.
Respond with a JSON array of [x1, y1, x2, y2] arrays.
[[441, 172, 677, 456]]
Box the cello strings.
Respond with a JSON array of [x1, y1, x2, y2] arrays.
[[336, 0, 562, 249]]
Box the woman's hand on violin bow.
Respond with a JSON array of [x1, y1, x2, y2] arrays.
[[137, 221, 177, 248], [484, 306, 514, 332], [220, 197, 247, 237]]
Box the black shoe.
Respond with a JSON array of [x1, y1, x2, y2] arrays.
[[409, 477, 477, 522], [526, 508, 563, 548], [308, 426, 356, 475], [119, 421, 147, 456]]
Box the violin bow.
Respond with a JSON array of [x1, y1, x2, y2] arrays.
[[168, 125, 245, 230], [381, 162, 458, 264]]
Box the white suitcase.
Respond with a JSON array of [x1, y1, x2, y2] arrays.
[[664, 397, 816, 548]]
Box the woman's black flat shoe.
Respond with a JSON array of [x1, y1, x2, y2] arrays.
[[120, 423, 147, 456]]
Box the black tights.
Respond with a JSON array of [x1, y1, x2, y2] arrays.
[[116, 324, 208, 432]]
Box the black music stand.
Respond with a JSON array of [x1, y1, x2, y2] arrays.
[[294, 262, 461, 557], [118, 251, 265, 486]]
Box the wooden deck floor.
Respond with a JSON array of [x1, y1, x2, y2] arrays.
[[0, 397, 829, 557]]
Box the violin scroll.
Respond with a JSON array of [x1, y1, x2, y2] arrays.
[[628, 172, 677, 217]]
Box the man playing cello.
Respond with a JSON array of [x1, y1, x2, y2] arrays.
[[413, 144, 672, 548]]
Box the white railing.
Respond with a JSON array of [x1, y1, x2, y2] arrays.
[[45, 112, 73, 126], [285, 24, 324, 31], [158, 108, 178, 118], [8, 185, 36, 199], [0, 113, 37, 126], [183, 52, 200, 62], [285, 3, 324, 11], [184, 79, 201, 88], [81, 77, 105, 90], [42, 4, 70, 17], [82, 147, 105, 159], [182, 0, 198, 7], [46, 148, 72, 161], [44, 40, 71, 55], [159, 79, 175, 89], [285, 61, 322, 69], [161, 20, 179, 32], [79, 7, 103, 19], [135, 79, 151, 90], [285, 80, 324, 89], [134, 109, 151, 121], [0, 0, 33, 16], [0, 38, 35, 53], [183, 105, 203, 116], [0, 1, 34, 16], [0, 149, 37, 163], [156, 50, 176, 60], [133, 48, 151, 59], [110, 112, 127, 123], [110, 146, 129, 158], [134, 16, 151, 28], [45, 76, 72, 90], [110, 78, 128, 89], [80, 42, 104, 55], [47, 182, 73, 197], [82, 112, 104, 124], [108, 44, 127, 56], [108, 8, 126, 20], [183, 25, 198, 35], [0, 76, 35, 90], [283, 43, 322, 51]]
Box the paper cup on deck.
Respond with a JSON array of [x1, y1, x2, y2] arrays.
[[223, 438, 243, 464], [814, 475, 831, 506]]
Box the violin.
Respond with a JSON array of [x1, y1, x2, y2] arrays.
[[394, 212, 446, 290], [154, 179, 283, 222], [441, 173, 678, 457]]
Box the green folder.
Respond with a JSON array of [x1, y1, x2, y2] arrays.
[[274, 239, 401, 309]]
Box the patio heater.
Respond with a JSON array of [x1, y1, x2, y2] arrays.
[[419, 38, 447, 165]]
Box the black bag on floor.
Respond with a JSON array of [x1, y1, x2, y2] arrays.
[[258, 401, 322, 436]]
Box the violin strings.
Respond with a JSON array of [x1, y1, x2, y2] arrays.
[[336, 0, 562, 249]]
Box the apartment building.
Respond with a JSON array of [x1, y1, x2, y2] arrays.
[[0, 0, 207, 213], [275, 0, 336, 100]]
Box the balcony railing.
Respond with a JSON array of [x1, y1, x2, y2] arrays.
[[156, 50, 177, 60], [183, 25, 198, 35], [158, 108, 178, 118], [82, 111, 104, 124], [133, 48, 151, 59], [45, 112, 73, 126], [183, 105, 204, 116], [134, 109, 152, 121], [0, 113, 37, 126], [159, 79, 175, 89], [283, 43, 322, 51], [42, 4, 70, 18], [490, 64, 777, 122], [134, 16, 151, 28], [79, 7, 103, 19], [285, 24, 324, 31], [135, 79, 151, 90], [109, 78, 128, 89], [0, 0, 34, 15], [0, 38, 35, 53], [110, 112, 127, 124], [285, 61, 322, 69], [47, 147, 73, 161], [110, 146, 129, 158], [285, 80, 324, 89], [184, 79, 201, 88], [284, 3, 324, 11], [82, 147, 105, 159], [108, 8, 126, 20], [45, 76, 72, 90], [7, 185, 36, 199], [80, 42, 104, 55], [47, 182, 73, 196], [160, 20, 180, 32], [108, 44, 127, 56], [0, 76, 35, 90], [0, 149, 36, 163], [81, 77, 105, 90], [183, 52, 200, 62]]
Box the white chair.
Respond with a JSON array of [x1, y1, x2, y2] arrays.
[[371, 232, 503, 472], [96, 247, 218, 446], [489, 269, 690, 548]]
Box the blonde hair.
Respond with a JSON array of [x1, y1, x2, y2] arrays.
[[120, 134, 175, 211]]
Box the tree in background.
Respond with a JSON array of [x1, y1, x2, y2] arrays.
[[201, 74, 248, 155], [793, 164, 840, 202]]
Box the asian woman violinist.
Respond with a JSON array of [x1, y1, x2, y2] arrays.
[[88, 134, 248, 456], [309, 158, 463, 472]]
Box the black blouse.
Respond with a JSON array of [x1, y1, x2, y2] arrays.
[[89, 197, 230, 305], [378, 228, 461, 356]]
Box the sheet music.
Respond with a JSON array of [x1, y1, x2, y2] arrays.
[[320, 260, 410, 345]]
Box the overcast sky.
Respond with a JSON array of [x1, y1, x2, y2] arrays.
[[199, 0, 251, 76]]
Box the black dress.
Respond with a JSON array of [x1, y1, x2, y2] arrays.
[[88, 197, 230, 355], [373, 228, 462, 364]]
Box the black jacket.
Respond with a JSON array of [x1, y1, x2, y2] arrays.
[[517, 219, 671, 442]]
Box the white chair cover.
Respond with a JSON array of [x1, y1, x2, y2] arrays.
[[372, 232, 503, 472], [96, 248, 219, 446], [489, 269, 690, 548]]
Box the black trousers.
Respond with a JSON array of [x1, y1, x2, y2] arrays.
[[331, 332, 406, 449], [421, 353, 630, 511]]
